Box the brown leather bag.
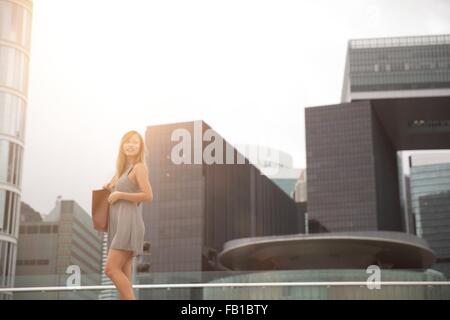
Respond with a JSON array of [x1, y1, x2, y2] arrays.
[[92, 188, 111, 232]]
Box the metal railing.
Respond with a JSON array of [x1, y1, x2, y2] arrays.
[[1, 281, 450, 293]]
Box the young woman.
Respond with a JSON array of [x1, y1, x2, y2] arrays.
[[102, 130, 153, 300]]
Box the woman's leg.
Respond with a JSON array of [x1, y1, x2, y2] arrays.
[[122, 257, 133, 283], [105, 248, 136, 300]]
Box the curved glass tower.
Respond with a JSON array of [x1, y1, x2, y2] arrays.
[[0, 0, 33, 298]]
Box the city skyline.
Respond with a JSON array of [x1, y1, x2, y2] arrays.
[[1, 1, 450, 300], [21, 0, 450, 216]]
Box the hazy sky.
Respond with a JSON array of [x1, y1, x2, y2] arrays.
[[21, 0, 450, 215]]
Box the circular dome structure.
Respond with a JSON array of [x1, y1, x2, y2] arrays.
[[218, 231, 436, 271]]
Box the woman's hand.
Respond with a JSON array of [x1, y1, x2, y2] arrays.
[[108, 191, 122, 204]]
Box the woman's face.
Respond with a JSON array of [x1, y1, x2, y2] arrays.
[[123, 134, 141, 157]]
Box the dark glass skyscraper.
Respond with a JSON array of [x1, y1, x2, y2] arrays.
[[306, 34, 450, 234], [305, 95, 450, 232], [409, 157, 450, 278], [418, 191, 450, 277], [140, 120, 301, 274]]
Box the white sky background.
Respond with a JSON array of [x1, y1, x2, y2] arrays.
[[21, 0, 450, 215]]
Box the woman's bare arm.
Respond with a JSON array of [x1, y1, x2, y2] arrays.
[[103, 175, 116, 191], [119, 163, 153, 203]]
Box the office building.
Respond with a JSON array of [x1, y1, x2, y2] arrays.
[[293, 170, 307, 203], [137, 120, 300, 299], [15, 198, 103, 299], [97, 233, 117, 300], [0, 0, 33, 299], [409, 153, 450, 278], [342, 34, 450, 102], [307, 34, 450, 233], [236, 144, 304, 198], [305, 96, 450, 232]]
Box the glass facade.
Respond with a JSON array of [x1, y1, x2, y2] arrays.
[[204, 269, 449, 300], [141, 121, 300, 299], [272, 178, 297, 198], [0, 0, 33, 299], [410, 163, 450, 237], [305, 96, 450, 233], [143, 122, 205, 276], [342, 34, 450, 102], [410, 162, 450, 278], [305, 101, 380, 232]]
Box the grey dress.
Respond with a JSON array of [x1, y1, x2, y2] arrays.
[[107, 164, 145, 257]]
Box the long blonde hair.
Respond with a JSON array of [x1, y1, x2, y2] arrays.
[[108, 130, 148, 189]]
